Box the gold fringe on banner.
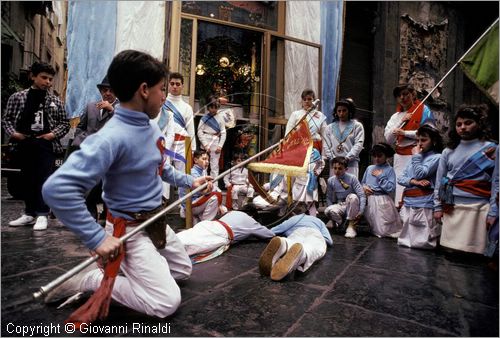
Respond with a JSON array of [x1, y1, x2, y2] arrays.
[[248, 119, 312, 177]]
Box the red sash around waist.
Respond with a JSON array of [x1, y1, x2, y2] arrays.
[[174, 133, 186, 141], [395, 144, 414, 156], [403, 187, 433, 198], [454, 179, 491, 198], [215, 220, 234, 241], [192, 191, 223, 207]]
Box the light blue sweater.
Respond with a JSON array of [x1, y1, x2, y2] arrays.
[[43, 106, 194, 250], [433, 140, 497, 211], [361, 163, 396, 195], [398, 151, 440, 208]]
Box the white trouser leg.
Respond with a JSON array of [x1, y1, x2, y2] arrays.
[[209, 148, 220, 185], [192, 195, 219, 222], [345, 193, 360, 220], [285, 227, 326, 272], [324, 202, 347, 225], [83, 223, 192, 318]]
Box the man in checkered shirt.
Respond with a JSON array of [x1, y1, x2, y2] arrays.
[[2, 62, 70, 230]]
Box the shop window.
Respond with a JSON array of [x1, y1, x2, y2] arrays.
[[182, 1, 278, 31], [194, 21, 261, 117], [179, 18, 193, 96]]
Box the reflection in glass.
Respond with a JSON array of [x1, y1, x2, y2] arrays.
[[182, 1, 278, 31], [195, 21, 261, 115], [179, 18, 193, 96]]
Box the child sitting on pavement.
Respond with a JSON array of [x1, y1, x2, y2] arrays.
[[361, 143, 402, 238], [191, 149, 227, 224], [324, 156, 366, 238], [223, 152, 255, 210]]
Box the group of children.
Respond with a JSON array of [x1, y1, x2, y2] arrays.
[[191, 89, 498, 263], [34, 49, 497, 326]]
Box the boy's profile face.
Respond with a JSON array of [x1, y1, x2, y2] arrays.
[[144, 80, 167, 119], [168, 78, 183, 96], [332, 162, 346, 177], [194, 153, 209, 169], [31, 72, 54, 90]]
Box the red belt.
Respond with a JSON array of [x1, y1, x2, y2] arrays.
[[395, 144, 414, 155], [174, 133, 186, 141], [216, 220, 234, 241], [403, 188, 433, 198], [192, 191, 223, 207]]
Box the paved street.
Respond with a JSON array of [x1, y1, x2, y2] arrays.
[[1, 177, 498, 337]]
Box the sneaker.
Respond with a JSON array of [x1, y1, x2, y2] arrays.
[[258, 237, 288, 276], [33, 216, 48, 231], [44, 262, 99, 303], [9, 214, 35, 227], [345, 225, 357, 238], [270, 243, 304, 281], [179, 207, 186, 219]]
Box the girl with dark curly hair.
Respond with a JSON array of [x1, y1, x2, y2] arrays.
[[433, 104, 497, 254]]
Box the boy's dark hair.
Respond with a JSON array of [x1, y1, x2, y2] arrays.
[[232, 152, 247, 161], [238, 203, 260, 220], [447, 104, 491, 149], [169, 72, 184, 84], [332, 156, 348, 168], [206, 94, 220, 109], [193, 149, 208, 159], [370, 142, 395, 158], [30, 62, 56, 76], [333, 98, 356, 121], [107, 50, 167, 102], [417, 124, 444, 153], [301, 89, 316, 100], [392, 83, 415, 98]]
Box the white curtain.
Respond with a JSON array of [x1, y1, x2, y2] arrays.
[[115, 1, 166, 60], [284, 1, 321, 118]]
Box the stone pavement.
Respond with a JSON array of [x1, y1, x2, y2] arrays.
[[1, 177, 498, 337]]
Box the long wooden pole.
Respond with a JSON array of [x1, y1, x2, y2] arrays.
[[412, 18, 499, 112], [33, 139, 281, 301]]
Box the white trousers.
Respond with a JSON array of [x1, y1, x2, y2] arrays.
[[192, 194, 219, 224], [324, 193, 360, 225], [176, 221, 230, 256], [398, 206, 439, 249], [283, 227, 327, 272], [440, 202, 489, 254], [81, 223, 192, 318], [365, 194, 402, 237], [207, 148, 221, 186]]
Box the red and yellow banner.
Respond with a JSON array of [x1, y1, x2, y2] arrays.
[[248, 119, 312, 177]]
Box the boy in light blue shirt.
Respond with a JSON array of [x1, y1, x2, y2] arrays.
[[42, 50, 212, 320]]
